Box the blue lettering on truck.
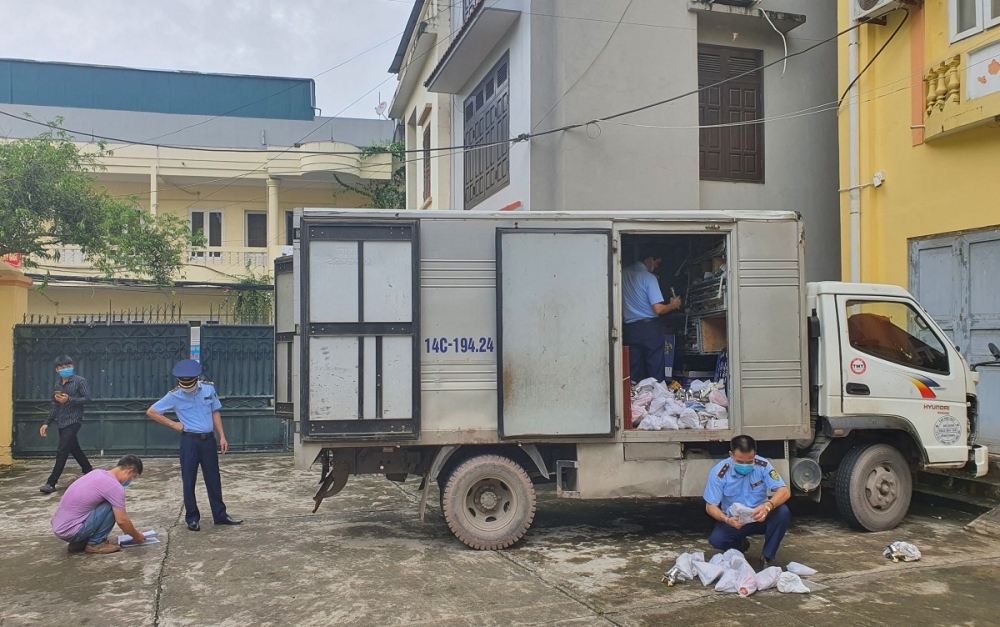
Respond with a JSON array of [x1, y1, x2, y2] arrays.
[[424, 337, 495, 354]]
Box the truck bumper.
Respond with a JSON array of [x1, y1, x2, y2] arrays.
[[971, 444, 989, 478]]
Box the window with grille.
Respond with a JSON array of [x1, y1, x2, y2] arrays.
[[698, 45, 764, 183], [463, 52, 510, 209], [423, 125, 432, 202], [463, 0, 481, 23]]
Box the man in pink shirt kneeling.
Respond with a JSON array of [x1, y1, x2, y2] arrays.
[[50, 454, 145, 554]]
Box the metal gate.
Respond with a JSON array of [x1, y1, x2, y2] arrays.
[[12, 319, 285, 458], [911, 228, 1000, 449]]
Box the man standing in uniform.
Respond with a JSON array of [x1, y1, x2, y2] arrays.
[[623, 248, 682, 382], [703, 435, 792, 567], [146, 359, 242, 531], [39, 355, 94, 494]]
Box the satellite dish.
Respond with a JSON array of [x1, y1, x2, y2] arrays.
[[375, 102, 388, 118]]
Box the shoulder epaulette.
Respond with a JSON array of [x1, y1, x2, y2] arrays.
[[202, 381, 214, 387], [169, 386, 181, 393], [717, 462, 730, 478], [755, 458, 768, 467]]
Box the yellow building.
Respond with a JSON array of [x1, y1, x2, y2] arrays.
[[1, 59, 395, 321], [839, 0, 1000, 447]]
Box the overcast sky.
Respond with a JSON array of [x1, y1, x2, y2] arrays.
[[0, 0, 415, 119]]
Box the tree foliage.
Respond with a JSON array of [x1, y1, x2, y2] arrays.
[[222, 267, 273, 325], [0, 121, 198, 285], [333, 140, 406, 209]]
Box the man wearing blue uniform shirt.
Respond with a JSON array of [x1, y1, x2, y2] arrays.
[[622, 248, 682, 383], [146, 359, 242, 532], [704, 435, 791, 567]]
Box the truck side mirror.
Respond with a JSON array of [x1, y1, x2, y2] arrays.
[[990, 342, 1000, 361]]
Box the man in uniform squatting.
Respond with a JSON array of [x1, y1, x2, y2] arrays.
[[704, 435, 792, 567], [622, 247, 682, 383], [146, 359, 242, 532]]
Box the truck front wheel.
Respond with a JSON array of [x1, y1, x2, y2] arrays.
[[835, 443, 913, 531], [441, 454, 536, 550]]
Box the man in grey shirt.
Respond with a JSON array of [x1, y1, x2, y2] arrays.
[[39, 355, 94, 494]]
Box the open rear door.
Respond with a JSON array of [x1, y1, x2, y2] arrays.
[[301, 221, 420, 440], [497, 229, 614, 438], [274, 255, 296, 419]]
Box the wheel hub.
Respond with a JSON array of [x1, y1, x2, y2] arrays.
[[865, 465, 898, 509], [476, 487, 499, 511]]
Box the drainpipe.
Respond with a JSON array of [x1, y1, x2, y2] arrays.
[[848, 25, 861, 283]]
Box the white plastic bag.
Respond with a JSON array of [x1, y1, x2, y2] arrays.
[[729, 502, 756, 525], [690, 379, 708, 392], [694, 561, 725, 586], [736, 563, 759, 598], [690, 551, 705, 563], [637, 412, 678, 431], [705, 403, 729, 422], [709, 553, 726, 567], [678, 408, 702, 429], [755, 566, 782, 591], [648, 395, 668, 415], [715, 568, 739, 594], [786, 562, 818, 577], [637, 378, 659, 392], [706, 419, 730, 430], [675, 553, 697, 579], [883, 541, 921, 562], [777, 572, 810, 594], [723, 548, 749, 571], [710, 388, 729, 408], [632, 391, 653, 408]]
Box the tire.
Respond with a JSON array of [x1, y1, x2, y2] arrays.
[[835, 443, 913, 531], [441, 454, 536, 550]]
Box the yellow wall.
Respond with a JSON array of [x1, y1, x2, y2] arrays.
[[838, 1, 1000, 287], [26, 286, 227, 322]]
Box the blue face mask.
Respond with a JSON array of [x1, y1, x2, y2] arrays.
[[58, 367, 74, 378], [734, 463, 755, 476], [122, 480, 132, 488]]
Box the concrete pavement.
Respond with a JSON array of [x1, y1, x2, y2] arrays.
[[2, 455, 999, 626]]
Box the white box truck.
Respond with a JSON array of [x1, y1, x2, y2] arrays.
[[274, 209, 990, 550]]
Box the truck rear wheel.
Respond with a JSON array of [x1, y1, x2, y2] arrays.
[[441, 455, 536, 550], [835, 443, 912, 531]]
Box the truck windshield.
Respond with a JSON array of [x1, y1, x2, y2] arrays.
[[846, 300, 950, 375]]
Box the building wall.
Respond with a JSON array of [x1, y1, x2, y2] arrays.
[[837, 1, 1000, 288], [529, 0, 700, 212], [396, 0, 453, 210], [699, 0, 841, 281], [449, 3, 532, 212]]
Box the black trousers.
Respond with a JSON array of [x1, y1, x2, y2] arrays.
[[624, 318, 666, 383], [180, 434, 229, 525], [47, 422, 93, 486]]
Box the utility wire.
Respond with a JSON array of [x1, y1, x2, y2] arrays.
[[838, 8, 910, 107]]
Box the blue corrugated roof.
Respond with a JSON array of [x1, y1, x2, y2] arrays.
[[0, 59, 316, 121]]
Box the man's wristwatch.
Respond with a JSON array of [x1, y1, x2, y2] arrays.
[[764, 502, 774, 513]]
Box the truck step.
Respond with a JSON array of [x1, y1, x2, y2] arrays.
[[915, 472, 999, 514]]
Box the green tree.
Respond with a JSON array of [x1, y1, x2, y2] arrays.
[[333, 140, 406, 209], [0, 121, 199, 285], [222, 267, 273, 324]]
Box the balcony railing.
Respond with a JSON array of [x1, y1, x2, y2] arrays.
[[37, 245, 269, 273], [187, 248, 269, 269]]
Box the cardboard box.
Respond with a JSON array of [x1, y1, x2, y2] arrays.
[[700, 315, 727, 353]]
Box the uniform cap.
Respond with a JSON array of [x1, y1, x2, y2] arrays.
[[171, 359, 202, 379]]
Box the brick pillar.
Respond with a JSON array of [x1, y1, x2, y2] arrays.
[[0, 264, 31, 465]]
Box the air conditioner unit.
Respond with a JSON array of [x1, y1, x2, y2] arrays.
[[854, 0, 905, 23]]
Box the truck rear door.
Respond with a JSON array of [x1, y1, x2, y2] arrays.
[[300, 221, 420, 440], [496, 228, 615, 438]]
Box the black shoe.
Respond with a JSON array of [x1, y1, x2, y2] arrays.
[[187, 522, 201, 531], [40, 484, 56, 494], [762, 557, 773, 569], [741, 538, 751, 553], [215, 516, 243, 526]]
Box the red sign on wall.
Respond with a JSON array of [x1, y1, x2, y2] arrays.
[[2, 253, 22, 268]]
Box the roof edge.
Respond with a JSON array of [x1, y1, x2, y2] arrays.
[[389, 0, 427, 74]]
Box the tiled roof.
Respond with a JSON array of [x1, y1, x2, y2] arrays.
[[424, 0, 485, 88]]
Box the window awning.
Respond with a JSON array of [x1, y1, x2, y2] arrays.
[[425, 4, 520, 94]]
